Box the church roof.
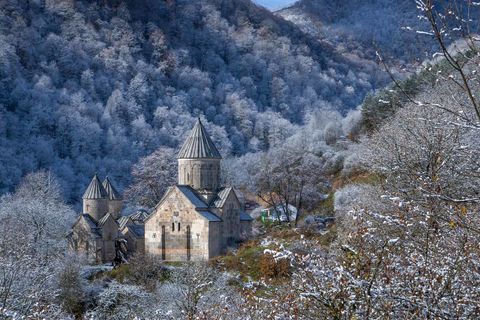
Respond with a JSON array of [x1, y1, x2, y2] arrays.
[[127, 224, 145, 238], [196, 210, 222, 222], [83, 174, 108, 199], [98, 213, 114, 227], [177, 119, 222, 159], [117, 216, 132, 229], [177, 185, 209, 208], [129, 209, 149, 223], [74, 214, 102, 238], [82, 214, 99, 230], [102, 177, 122, 200], [240, 211, 254, 221], [213, 187, 234, 208]]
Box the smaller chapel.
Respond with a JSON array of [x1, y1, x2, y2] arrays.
[[68, 175, 146, 263], [144, 119, 253, 261]]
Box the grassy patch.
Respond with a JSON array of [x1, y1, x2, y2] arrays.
[[314, 193, 335, 216], [163, 261, 184, 267], [103, 255, 170, 291], [214, 240, 292, 283], [107, 264, 131, 283], [218, 241, 264, 280], [332, 170, 383, 190], [316, 224, 337, 247]]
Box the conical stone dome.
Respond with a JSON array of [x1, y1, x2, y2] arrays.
[[177, 118, 221, 192], [178, 118, 221, 159], [83, 174, 108, 199], [102, 176, 122, 200]]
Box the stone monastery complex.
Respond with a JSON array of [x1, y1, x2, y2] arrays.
[[69, 119, 253, 262]]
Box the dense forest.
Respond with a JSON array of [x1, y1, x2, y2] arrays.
[[0, 0, 393, 200]]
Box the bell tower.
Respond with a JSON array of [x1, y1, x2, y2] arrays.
[[177, 118, 222, 199], [83, 174, 109, 222], [102, 176, 123, 219]]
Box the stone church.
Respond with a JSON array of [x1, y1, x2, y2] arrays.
[[68, 175, 146, 263], [144, 119, 253, 261]]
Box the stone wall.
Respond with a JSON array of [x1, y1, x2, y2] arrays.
[[212, 189, 242, 249], [101, 216, 118, 262], [108, 199, 123, 219], [69, 217, 101, 264], [145, 187, 212, 261], [178, 158, 220, 191], [208, 221, 223, 258], [240, 220, 252, 240], [122, 229, 145, 256], [83, 198, 108, 222]]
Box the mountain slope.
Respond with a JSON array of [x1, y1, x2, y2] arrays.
[[277, 0, 468, 67], [0, 0, 390, 200]]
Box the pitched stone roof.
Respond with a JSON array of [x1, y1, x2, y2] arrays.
[[127, 224, 145, 238], [213, 187, 233, 208], [117, 216, 132, 229], [177, 185, 209, 208], [196, 209, 222, 222], [103, 177, 122, 200], [98, 213, 113, 227], [240, 211, 254, 221], [83, 174, 108, 199], [75, 214, 102, 238], [177, 119, 222, 159], [129, 209, 149, 223]]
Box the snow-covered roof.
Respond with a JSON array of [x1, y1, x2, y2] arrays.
[[196, 210, 222, 222], [83, 174, 108, 199], [177, 118, 222, 159], [102, 176, 122, 200]]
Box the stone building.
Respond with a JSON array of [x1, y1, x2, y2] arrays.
[[145, 119, 253, 261], [68, 175, 146, 263]]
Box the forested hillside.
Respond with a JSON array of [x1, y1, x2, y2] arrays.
[[0, 0, 390, 200], [278, 0, 477, 67]]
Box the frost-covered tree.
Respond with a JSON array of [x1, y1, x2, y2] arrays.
[[299, 69, 480, 318], [168, 262, 216, 320], [125, 147, 177, 209], [85, 281, 153, 320], [252, 139, 327, 224], [0, 170, 75, 317]]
